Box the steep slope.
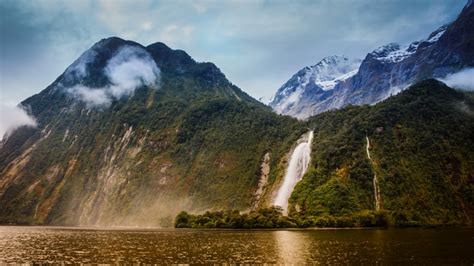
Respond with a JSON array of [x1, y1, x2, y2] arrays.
[[290, 79, 474, 226], [269, 56, 361, 119], [0, 37, 303, 226], [272, 1, 474, 119]]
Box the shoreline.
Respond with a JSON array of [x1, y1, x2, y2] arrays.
[[0, 224, 471, 231]]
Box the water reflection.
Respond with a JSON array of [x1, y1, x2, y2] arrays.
[[0, 227, 472, 264], [273, 230, 309, 264]]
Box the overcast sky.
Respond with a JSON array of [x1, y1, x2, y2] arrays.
[[0, 0, 467, 104]]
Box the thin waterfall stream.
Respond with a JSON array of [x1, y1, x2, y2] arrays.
[[274, 131, 314, 215], [366, 135, 381, 211]]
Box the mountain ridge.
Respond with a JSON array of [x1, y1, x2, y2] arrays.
[[269, 55, 361, 119], [270, 1, 474, 119]]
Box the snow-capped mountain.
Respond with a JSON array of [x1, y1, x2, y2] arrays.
[[370, 26, 447, 64], [269, 55, 361, 119], [271, 1, 473, 119]]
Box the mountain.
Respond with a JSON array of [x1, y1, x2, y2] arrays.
[[271, 1, 474, 119], [1, 6, 473, 227], [0, 37, 303, 226], [290, 79, 474, 226], [175, 80, 474, 228], [269, 55, 361, 119]]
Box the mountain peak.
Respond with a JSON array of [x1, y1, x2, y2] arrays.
[[426, 25, 448, 43], [62, 37, 149, 88], [146, 41, 171, 50], [87, 37, 144, 55], [95, 36, 128, 46], [367, 23, 449, 65], [466, 0, 473, 8], [309, 55, 361, 90], [368, 43, 403, 63], [269, 55, 361, 117], [317, 55, 349, 66], [146, 42, 196, 72], [271, 0, 472, 119]]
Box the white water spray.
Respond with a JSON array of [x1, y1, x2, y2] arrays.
[[274, 131, 314, 214], [366, 135, 381, 211]]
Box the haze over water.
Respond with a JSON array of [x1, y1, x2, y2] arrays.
[[0, 226, 473, 264]]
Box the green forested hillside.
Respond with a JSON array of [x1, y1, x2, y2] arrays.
[[0, 38, 302, 226], [1, 37, 472, 228], [291, 79, 474, 226]]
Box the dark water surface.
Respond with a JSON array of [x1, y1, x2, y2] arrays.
[[0, 226, 473, 264]]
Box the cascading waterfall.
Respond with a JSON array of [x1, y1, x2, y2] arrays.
[[366, 135, 381, 211], [274, 131, 314, 214]]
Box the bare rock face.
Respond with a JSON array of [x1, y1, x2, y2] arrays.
[[252, 152, 271, 209]]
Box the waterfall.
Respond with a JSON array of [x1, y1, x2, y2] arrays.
[[366, 135, 381, 211], [274, 131, 314, 214]]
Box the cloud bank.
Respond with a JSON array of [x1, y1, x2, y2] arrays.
[[441, 68, 474, 91], [0, 104, 36, 140], [67, 45, 161, 107]]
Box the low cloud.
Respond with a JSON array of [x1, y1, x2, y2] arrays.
[[105, 45, 160, 98], [67, 85, 112, 108], [0, 103, 37, 140], [440, 68, 474, 91], [66, 45, 161, 107]]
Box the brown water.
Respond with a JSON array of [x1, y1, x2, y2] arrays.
[[0, 226, 473, 264]]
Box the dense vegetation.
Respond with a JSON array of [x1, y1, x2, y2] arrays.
[[0, 39, 303, 226], [1, 36, 473, 228], [175, 207, 388, 228], [291, 79, 474, 226], [176, 79, 474, 228]]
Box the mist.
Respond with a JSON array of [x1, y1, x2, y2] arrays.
[[66, 45, 161, 107], [440, 68, 474, 91], [0, 103, 36, 140], [67, 85, 112, 108]]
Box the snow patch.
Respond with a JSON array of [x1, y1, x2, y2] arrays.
[[371, 43, 416, 63], [426, 25, 447, 43], [270, 55, 361, 115], [311, 56, 361, 90], [371, 26, 446, 64]]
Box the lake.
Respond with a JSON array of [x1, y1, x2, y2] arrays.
[[0, 226, 472, 264]]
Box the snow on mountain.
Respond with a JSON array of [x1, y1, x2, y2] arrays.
[[269, 8, 470, 120], [258, 96, 271, 105], [370, 25, 447, 64], [313, 56, 362, 90], [269, 55, 361, 116], [426, 25, 447, 43]]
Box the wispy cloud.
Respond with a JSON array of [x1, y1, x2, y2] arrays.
[[66, 45, 161, 107], [105, 45, 161, 97], [67, 85, 112, 108], [0, 103, 36, 140], [441, 68, 474, 91]]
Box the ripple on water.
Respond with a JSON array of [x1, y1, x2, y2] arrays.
[[0, 227, 473, 264]]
